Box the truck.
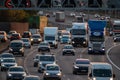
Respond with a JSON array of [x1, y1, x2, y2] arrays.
[[71, 22, 88, 47], [55, 12, 65, 22], [88, 20, 106, 54], [112, 20, 120, 42], [88, 62, 115, 80], [44, 27, 58, 48]]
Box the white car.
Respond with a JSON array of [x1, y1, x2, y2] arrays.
[[21, 38, 31, 48]]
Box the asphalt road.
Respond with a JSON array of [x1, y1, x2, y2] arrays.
[[0, 36, 120, 80]]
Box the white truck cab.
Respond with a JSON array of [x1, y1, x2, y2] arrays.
[[88, 62, 115, 80]]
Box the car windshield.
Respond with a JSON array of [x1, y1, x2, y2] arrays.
[[40, 43, 49, 46], [64, 45, 73, 49], [93, 69, 112, 77], [47, 66, 59, 70], [71, 29, 86, 35], [22, 39, 29, 42], [10, 43, 22, 47], [76, 60, 90, 64], [1, 54, 13, 58], [3, 59, 15, 63], [32, 35, 40, 38], [40, 56, 55, 61], [62, 36, 69, 39], [9, 67, 24, 72], [45, 36, 55, 40], [24, 77, 39, 80]]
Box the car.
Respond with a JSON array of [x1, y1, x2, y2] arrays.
[[22, 31, 32, 38], [73, 58, 90, 75], [23, 75, 40, 80], [38, 54, 56, 73], [38, 41, 50, 52], [10, 33, 21, 41], [43, 64, 62, 80], [31, 34, 42, 45], [33, 54, 40, 67], [0, 35, 8, 42], [9, 40, 24, 56], [0, 31, 8, 42], [62, 45, 75, 56], [60, 35, 71, 44], [94, 14, 100, 18], [7, 31, 17, 39], [113, 34, 120, 42], [21, 38, 31, 48], [0, 53, 15, 66], [1, 58, 17, 71], [70, 12, 76, 17], [7, 66, 27, 80]]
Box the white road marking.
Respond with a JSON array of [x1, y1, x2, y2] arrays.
[[24, 49, 37, 74], [107, 44, 120, 71]]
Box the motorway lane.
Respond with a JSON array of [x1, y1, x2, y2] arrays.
[[0, 45, 37, 80]]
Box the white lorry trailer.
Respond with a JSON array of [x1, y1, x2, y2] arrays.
[[44, 27, 58, 48]]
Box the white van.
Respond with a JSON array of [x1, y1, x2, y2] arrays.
[[88, 62, 115, 80]]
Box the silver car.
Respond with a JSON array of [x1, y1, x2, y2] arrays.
[[38, 54, 56, 73], [43, 64, 62, 80], [21, 38, 31, 48]]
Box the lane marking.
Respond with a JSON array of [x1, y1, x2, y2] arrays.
[[106, 44, 120, 71], [24, 48, 37, 74]]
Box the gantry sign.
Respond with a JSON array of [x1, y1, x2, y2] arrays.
[[0, 0, 104, 9]]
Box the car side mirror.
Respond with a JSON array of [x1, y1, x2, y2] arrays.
[[89, 73, 92, 77], [113, 74, 115, 78]]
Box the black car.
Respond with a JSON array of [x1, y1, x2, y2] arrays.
[[1, 58, 17, 71], [62, 45, 75, 56], [22, 31, 32, 38], [38, 42, 50, 52], [73, 58, 90, 75], [31, 34, 42, 45], [7, 66, 27, 80], [9, 40, 24, 56], [33, 54, 40, 67]]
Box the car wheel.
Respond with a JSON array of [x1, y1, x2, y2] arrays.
[[21, 53, 24, 57], [62, 53, 65, 56], [72, 53, 75, 56], [1, 68, 3, 71], [73, 71, 77, 75], [38, 50, 40, 52]]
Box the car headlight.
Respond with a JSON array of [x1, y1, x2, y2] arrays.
[[110, 78, 113, 80], [20, 48, 23, 51], [74, 66, 79, 68], [23, 73, 26, 76], [57, 73, 61, 76], [31, 39, 33, 41], [114, 38, 116, 40], [38, 39, 41, 41], [88, 47, 92, 50], [102, 48, 105, 51], [1, 64, 5, 66], [83, 41, 86, 44], [72, 41, 75, 44], [8, 73, 12, 76], [9, 48, 13, 51], [46, 73, 50, 75], [93, 78, 96, 80]]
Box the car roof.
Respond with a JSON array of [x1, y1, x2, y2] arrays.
[[91, 62, 112, 69], [11, 40, 23, 43], [46, 63, 59, 67], [10, 66, 24, 68]]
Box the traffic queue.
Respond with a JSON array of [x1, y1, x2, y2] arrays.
[[0, 19, 118, 80]]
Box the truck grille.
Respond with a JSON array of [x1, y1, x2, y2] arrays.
[[93, 44, 101, 50]]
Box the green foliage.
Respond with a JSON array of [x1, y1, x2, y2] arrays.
[[0, 10, 37, 22]]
